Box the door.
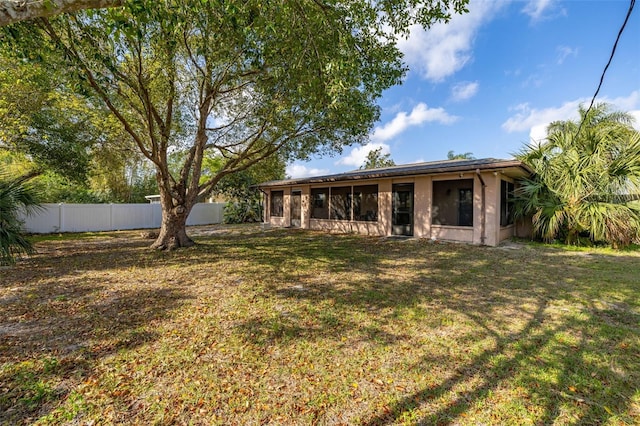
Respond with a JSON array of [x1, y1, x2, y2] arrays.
[[392, 183, 414, 236], [290, 190, 301, 227]]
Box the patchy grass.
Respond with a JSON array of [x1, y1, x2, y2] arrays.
[[1, 224, 638, 425]]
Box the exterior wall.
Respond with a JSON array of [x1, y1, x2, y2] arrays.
[[284, 190, 291, 225], [431, 226, 475, 243], [300, 186, 311, 229], [263, 170, 521, 246], [499, 225, 515, 241], [413, 176, 431, 237], [481, 172, 500, 246], [378, 180, 392, 235]]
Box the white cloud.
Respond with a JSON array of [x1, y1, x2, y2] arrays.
[[336, 143, 391, 168], [371, 103, 458, 143], [451, 81, 479, 101], [502, 91, 640, 142], [556, 45, 578, 65], [502, 100, 581, 142], [397, 0, 507, 82], [630, 110, 640, 130], [286, 164, 330, 179], [522, 0, 565, 22], [522, 0, 554, 21], [611, 91, 640, 111]]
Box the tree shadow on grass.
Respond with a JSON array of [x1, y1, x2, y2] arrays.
[[3, 226, 636, 424], [229, 233, 638, 424], [362, 295, 638, 425], [0, 270, 191, 424]]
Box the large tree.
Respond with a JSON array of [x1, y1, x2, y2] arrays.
[[515, 103, 640, 247], [2, 0, 468, 249]]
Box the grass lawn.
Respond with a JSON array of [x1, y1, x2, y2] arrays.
[[1, 224, 638, 425]]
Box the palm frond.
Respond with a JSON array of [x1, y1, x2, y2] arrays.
[[517, 102, 640, 247], [0, 171, 42, 265]]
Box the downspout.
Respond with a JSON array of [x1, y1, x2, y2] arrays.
[[475, 169, 487, 245], [258, 188, 268, 224]]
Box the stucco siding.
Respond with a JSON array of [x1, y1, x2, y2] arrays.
[[310, 219, 387, 235], [431, 226, 474, 243], [413, 176, 431, 238], [499, 225, 515, 242]]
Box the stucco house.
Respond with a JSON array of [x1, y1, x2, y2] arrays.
[[257, 158, 533, 246]]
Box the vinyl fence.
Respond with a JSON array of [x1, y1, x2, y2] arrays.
[[20, 202, 225, 234]]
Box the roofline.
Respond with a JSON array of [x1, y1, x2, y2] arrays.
[[258, 159, 533, 188]]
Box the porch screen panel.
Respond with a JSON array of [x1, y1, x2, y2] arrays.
[[311, 188, 329, 219], [354, 185, 378, 221], [330, 186, 352, 220], [500, 180, 515, 226], [432, 179, 474, 226], [270, 190, 284, 217]]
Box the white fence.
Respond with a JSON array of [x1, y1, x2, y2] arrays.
[[20, 203, 225, 234]]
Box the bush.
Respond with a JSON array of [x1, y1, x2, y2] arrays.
[[223, 198, 262, 224]]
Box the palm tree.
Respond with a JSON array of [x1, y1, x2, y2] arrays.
[[515, 103, 640, 247], [0, 171, 41, 264]]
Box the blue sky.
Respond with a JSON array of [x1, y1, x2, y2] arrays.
[[286, 0, 640, 178]]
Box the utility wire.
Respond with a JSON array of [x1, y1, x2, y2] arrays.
[[575, 0, 635, 136]]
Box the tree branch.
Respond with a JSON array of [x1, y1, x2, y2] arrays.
[[38, 18, 154, 162]]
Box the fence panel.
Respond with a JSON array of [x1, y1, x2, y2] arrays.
[[61, 204, 112, 233], [20, 202, 225, 234], [187, 203, 224, 225], [111, 204, 160, 230], [20, 204, 61, 234]]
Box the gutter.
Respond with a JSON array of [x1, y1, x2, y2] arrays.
[[476, 169, 487, 245], [258, 160, 531, 189]]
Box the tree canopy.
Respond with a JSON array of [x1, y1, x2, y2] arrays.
[[2, 0, 469, 249], [447, 150, 475, 160], [0, 53, 157, 202], [360, 147, 396, 169], [515, 103, 640, 247]]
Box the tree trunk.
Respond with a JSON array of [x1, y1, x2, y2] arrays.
[[0, 0, 123, 27], [150, 177, 196, 250], [150, 204, 195, 250]]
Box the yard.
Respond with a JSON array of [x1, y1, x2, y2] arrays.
[[1, 225, 638, 425]]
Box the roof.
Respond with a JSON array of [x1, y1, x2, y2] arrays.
[[258, 158, 533, 188]]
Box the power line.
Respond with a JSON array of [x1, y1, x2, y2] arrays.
[[576, 0, 635, 135]]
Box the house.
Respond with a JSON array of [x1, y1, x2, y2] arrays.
[[257, 158, 533, 246]]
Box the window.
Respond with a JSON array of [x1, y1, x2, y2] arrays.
[[500, 180, 515, 226], [270, 190, 284, 217], [354, 185, 378, 221], [330, 187, 352, 220], [311, 188, 329, 219], [432, 179, 474, 227]]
